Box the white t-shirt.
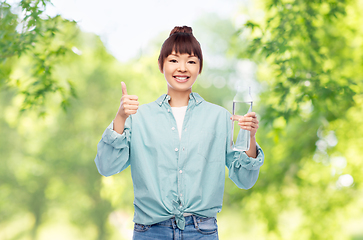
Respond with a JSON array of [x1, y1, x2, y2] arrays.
[[171, 106, 188, 140]]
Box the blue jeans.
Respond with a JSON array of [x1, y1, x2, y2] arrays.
[[133, 215, 219, 240]]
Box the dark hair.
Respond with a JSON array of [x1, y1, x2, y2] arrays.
[[158, 26, 203, 73]]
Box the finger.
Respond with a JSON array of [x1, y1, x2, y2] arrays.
[[238, 122, 251, 129], [238, 117, 252, 123], [124, 104, 139, 110], [125, 109, 137, 115], [121, 82, 128, 96], [127, 95, 139, 101], [128, 100, 139, 106], [231, 115, 242, 121], [239, 124, 258, 131], [244, 112, 257, 118], [239, 116, 259, 123], [122, 95, 139, 102], [123, 98, 139, 106], [241, 126, 252, 131], [238, 121, 259, 128]]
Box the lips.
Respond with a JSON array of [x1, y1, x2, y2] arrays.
[[173, 76, 189, 83]]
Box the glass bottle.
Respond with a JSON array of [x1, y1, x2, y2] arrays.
[[231, 86, 253, 151]]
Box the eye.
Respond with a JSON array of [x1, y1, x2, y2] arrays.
[[169, 59, 177, 63], [188, 60, 196, 64]]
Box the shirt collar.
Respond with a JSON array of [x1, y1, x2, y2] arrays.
[[156, 94, 170, 106], [189, 92, 204, 105], [155, 93, 204, 107]]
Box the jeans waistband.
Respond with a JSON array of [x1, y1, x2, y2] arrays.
[[154, 215, 215, 227]]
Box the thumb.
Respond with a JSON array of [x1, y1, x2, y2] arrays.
[[121, 82, 128, 96]]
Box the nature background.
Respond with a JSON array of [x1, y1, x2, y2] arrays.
[[1, 0, 363, 239]]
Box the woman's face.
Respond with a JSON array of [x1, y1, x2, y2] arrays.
[[161, 51, 200, 93]]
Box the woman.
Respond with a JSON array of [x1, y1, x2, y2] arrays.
[[95, 26, 264, 239]]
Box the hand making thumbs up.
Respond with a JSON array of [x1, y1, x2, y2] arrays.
[[113, 82, 139, 134], [118, 82, 139, 119]]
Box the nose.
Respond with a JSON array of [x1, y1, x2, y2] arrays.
[[178, 62, 187, 72]]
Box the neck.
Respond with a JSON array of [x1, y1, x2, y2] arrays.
[[167, 88, 191, 107]]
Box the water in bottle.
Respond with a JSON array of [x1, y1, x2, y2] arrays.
[[231, 86, 253, 151]]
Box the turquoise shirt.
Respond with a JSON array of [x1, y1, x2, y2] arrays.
[[94, 93, 264, 230]]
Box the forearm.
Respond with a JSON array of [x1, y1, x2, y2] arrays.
[[113, 113, 128, 134], [228, 143, 264, 189], [245, 136, 257, 158], [95, 121, 131, 176], [229, 166, 260, 189], [95, 142, 130, 176]]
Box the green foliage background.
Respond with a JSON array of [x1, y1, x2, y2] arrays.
[[0, 0, 362, 239]]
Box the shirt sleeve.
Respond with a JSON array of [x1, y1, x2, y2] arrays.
[[94, 118, 132, 177], [225, 112, 264, 189]]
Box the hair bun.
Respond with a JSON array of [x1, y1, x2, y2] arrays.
[[169, 26, 193, 36]]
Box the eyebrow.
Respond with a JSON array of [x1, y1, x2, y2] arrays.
[[169, 54, 197, 58]]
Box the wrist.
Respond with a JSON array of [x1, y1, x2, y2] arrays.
[[116, 110, 128, 120], [114, 112, 128, 123]]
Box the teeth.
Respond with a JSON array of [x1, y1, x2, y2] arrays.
[[176, 77, 187, 80]]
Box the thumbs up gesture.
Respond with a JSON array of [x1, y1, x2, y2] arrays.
[[117, 82, 139, 119]]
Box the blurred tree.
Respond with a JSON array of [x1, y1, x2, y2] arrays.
[[0, 19, 116, 240], [233, 0, 360, 123], [224, 0, 363, 239], [0, 0, 77, 114], [0, 10, 169, 239]]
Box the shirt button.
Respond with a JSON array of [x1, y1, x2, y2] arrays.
[[180, 194, 183, 197], [179, 170, 183, 174], [172, 127, 175, 130], [182, 147, 185, 151], [175, 148, 178, 152], [168, 109, 170, 112]]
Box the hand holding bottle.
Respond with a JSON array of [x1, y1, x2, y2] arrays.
[[231, 112, 259, 138]]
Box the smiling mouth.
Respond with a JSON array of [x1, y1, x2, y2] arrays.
[[174, 76, 189, 83]]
